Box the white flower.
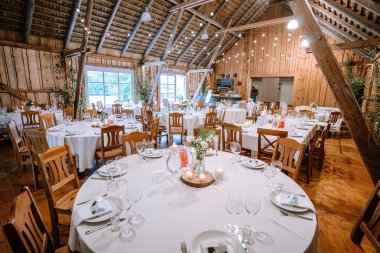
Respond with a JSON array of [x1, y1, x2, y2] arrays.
[[186, 136, 195, 143], [200, 141, 208, 150]]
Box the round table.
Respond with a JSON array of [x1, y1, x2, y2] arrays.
[[223, 108, 247, 124], [69, 152, 317, 253], [46, 120, 142, 172], [0, 110, 63, 130]]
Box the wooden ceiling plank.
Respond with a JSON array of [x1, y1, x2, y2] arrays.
[[289, 0, 380, 184], [169, 0, 214, 12], [24, 0, 35, 43], [174, 1, 229, 65], [187, 68, 213, 73], [353, 0, 380, 17], [318, 0, 380, 37], [64, 0, 83, 49], [96, 0, 122, 53], [143, 12, 175, 59], [310, 1, 370, 40], [120, 0, 154, 57]]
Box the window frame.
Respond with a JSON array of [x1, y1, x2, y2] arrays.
[[160, 73, 186, 103], [85, 65, 134, 107]]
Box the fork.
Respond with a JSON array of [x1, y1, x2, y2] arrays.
[[77, 193, 107, 205], [280, 210, 313, 221]]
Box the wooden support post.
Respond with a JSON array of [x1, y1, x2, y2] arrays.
[[289, 0, 380, 183], [73, 0, 94, 119], [96, 0, 122, 53], [65, 0, 83, 49], [24, 0, 35, 43], [148, 9, 183, 103]]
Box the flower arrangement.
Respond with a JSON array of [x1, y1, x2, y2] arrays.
[[96, 109, 108, 122], [25, 100, 34, 109], [309, 102, 317, 108]]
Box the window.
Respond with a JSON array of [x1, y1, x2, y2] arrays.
[[160, 73, 186, 102], [85, 66, 134, 108]]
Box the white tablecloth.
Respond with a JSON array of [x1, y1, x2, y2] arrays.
[[158, 112, 206, 136], [69, 152, 317, 253], [223, 108, 246, 124], [46, 120, 142, 172], [0, 110, 63, 130], [105, 105, 141, 116]]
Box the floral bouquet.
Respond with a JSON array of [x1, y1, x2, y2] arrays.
[[185, 129, 216, 174], [309, 102, 317, 108], [96, 109, 108, 122]]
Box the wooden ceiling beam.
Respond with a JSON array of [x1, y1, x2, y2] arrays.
[[353, 0, 380, 17], [221, 16, 293, 32], [174, 1, 228, 65], [310, 1, 370, 40], [188, 34, 216, 67], [143, 12, 175, 59], [63, 46, 90, 57], [64, 0, 83, 49], [289, 0, 380, 184], [187, 68, 213, 73], [331, 38, 380, 51], [172, 14, 196, 47], [120, 0, 154, 57], [246, 0, 269, 24], [169, 0, 214, 12], [196, 47, 216, 68], [317, 0, 380, 37], [24, 0, 35, 43], [234, 0, 267, 28], [0, 83, 36, 104], [96, 0, 122, 53], [0, 39, 62, 53]]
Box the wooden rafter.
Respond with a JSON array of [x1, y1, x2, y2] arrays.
[[0, 40, 62, 53], [233, 0, 267, 28], [143, 12, 175, 59], [169, 0, 214, 12], [197, 36, 234, 67], [65, 0, 83, 49], [352, 0, 380, 17], [96, 0, 122, 53], [317, 0, 380, 37], [310, 2, 370, 40], [172, 14, 196, 47], [120, 0, 154, 57], [24, 0, 35, 43], [73, 0, 94, 119], [174, 1, 229, 65], [221, 16, 293, 32], [0, 83, 37, 105], [187, 68, 213, 73], [63, 46, 90, 57], [331, 39, 380, 51], [289, 0, 380, 183]]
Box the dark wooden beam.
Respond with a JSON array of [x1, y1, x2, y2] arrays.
[[318, 0, 380, 37], [120, 0, 154, 57], [73, 0, 94, 119], [221, 16, 293, 32], [24, 0, 35, 43], [65, 0, 83, 49], [169, 0, 214, 12], [96, 0, 122, 53], [63, 46, 91, 57], [0, 40, 62, 53], [353, 0, 380, 17], [331, 38, 380, 51], [289, 0, 380, 184], [0, 83, 38, 105], [188, 34, 216, 67]]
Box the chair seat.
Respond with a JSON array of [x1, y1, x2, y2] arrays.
[[169, 127, 186, 135], [55, 188, 78, 215], [56, 245, 70, 253], [95, 148, 123, 159]]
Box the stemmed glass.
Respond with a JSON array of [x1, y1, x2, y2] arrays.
[[119, 192, 133, 238], [224, 193, 244, 235], [230, 142, 241, 162], [244, 194, 265, 243], [106, 160, 118, 191], [144, 141, 155, 163], [135, 142, 145, 163], [126, 186, 143, 219], [262, 164, 276, 188]]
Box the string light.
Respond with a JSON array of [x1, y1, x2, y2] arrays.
[[262, 33, 265, 37], [253, 40, 257, 43], [76, 8, 80, 12], [81, 18, 84, 22], [210, 12, 214, 16]]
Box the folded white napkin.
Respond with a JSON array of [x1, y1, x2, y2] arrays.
[[280, 193, 314, 211], [68, 198, 112, 251], [242, 159, 266, 168]]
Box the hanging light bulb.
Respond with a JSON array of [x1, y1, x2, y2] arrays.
[[201, 29, 208, 40], [141, 8, 151, 22], [287, 19, 299, 30], [301, 38, 309, 48]]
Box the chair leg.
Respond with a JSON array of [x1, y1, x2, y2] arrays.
[[32, 164, 39, 189], [338, 133, 342, 155], [51, 211, 60, 247]]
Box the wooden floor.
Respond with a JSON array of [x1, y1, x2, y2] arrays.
[[0, 136, 376, 252]]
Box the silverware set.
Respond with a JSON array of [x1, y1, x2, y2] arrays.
[[279, 210, 313, 221], [85, 217, 127, 235]]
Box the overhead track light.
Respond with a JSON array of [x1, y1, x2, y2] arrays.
[[141, 8, 151, 22], [287, 19, 299, 30]]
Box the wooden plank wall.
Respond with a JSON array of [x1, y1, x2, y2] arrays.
[[213, 5, 361, 107]]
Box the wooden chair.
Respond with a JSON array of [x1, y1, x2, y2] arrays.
[[194, 127, 221, 150], [257, 128, 288, 162], [351, 180, 380, 252], [300, 110, 315, 119], [95, 125, 125, 167], [121, 131, 149, 156], [312, 123, 331, 171], [204, 112, 217, 127], [168, 112, 186, 144], [246, 115, 257, 122], [272, 138, 306, 181], [3, 186, 69, 253], [287, 104, 295, 110], [40, 113, 57, 131], [287, 110, 298, 117], [148, 117, 160, 148], [145, 110, 153, 131], [153, 104, 160, 112], [7, 120, 31, 174], [112, 104, 122, 114], [83, 109, 96, 119], [23, 129, 49, 189], [221, 124, 246, 155], [21, 111, 40, 129], [328, 111, 342, 124], [209, 105, 217, 113], [37, 145, 80, 246], [140, 107, 147, 131], [273, 108, 281, 115], [215, 108, 226, 126], [121, 109, 134, 118], [63, 107, 73, 119]]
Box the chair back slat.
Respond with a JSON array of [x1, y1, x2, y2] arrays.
[[112, 104, 122, 114], [7, 120, 23, 145], [23, 129, 49, 165], [328, 111, 342, 124], [221, 124, 242, 153], [272, 138, 306, 180], [39, 114, 56, 131], [146, 110, 153, 131], [122, 132, 149, 156], [21, 111, 40, 129], [149, 118, 160, 147], [209, 105, 217, 113], [204, 112, 217, 127], [257, 128, 288, 160], [101, 125, 125, 152], [3, 187, 55, 253]]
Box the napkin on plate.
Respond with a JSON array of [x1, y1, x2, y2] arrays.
[[201, 241, 228, 253], [68, 198, 113, 251], [242, 159, 266, 169], [280, 193, 314, 211]]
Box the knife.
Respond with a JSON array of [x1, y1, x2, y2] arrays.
[[281, 203, 315, 213], [85, 218, 126, 235], [280, 210, 313, 221]]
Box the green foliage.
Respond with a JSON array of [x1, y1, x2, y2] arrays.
[[345, 55, 366, 105], [135, 65, 152, 103], [53, 56, 76, 108]]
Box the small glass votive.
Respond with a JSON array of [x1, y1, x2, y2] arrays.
[[199, 173, 206, 182], [185, 169, 193, 179], [215, 167, 224, 184], [110, 214, 121, 232]]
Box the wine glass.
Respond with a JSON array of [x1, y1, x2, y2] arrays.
[[230, 142, 241, 162], [119, 193, 133, 238], [106, 160, 118, 191], [224, 193, 244, 235], [126, 186, 143, 219], [135, 142, 145, 163], [262, 164, 276, 188], [115, 156, 128, 185], [244, 194, 265, 243], [230, 142, 238, 160]]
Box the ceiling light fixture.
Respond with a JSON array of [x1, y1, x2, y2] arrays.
[[301, 39, 309, 48], [201, 29, 208, 40], [141, 8, 151, 22], [287, 19, 298, 30]]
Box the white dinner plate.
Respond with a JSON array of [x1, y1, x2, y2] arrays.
[[241, 159, 266, 169], [47, 126, 61, 132], [143, 149, 164, 158], [270, 190, 308, 213], [191, 230, 243, 253], [84, 197, 121, 223], [97, 167, 127, 177]]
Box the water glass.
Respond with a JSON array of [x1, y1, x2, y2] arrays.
[[110, 214, 121, 232], [135, 142, 145, 163], [106, 160, 117, 191], [224, 193, 244, 235], [230, 142, 241, 162]]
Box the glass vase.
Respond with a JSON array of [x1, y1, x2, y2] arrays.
[[194, 152, 205, 175]]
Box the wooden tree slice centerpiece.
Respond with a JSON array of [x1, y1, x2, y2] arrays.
[[181, 170, 214, 188]]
